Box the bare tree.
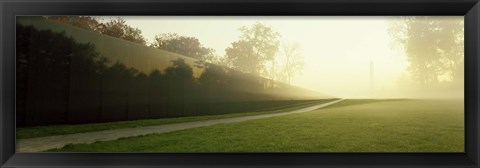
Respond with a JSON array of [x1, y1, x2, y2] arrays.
[[279, 42, 304, 84]]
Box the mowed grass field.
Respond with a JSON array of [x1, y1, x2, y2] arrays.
[[46, 99, 464, 152], [17, 100, 332, 139]]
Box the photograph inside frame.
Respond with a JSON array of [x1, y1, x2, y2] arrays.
[[15, 16, 464, 152]]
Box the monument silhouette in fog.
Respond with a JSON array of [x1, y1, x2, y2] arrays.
[[370, 60, 374, 95]]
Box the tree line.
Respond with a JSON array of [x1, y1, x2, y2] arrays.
[[16, 22, 321, 127], [388, 17, 464, 90], [45, 16, 304, 85]]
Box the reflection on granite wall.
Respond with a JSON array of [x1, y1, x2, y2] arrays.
[[16, 17, 333, 127]]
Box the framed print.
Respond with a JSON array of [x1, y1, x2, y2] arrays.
[[1, 0, 479, 167]]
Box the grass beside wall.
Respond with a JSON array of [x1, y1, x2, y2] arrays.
[[47, 99, 464, 152], [17, 99, 334, 139]]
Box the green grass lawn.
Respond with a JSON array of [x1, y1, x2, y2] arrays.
[[17, 99, 334, 139], [46, 99, 464, 152]]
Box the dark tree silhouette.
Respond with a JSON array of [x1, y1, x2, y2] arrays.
[[16, 24, 105, 126], [128, 72, 150, 120], [163, 59, 196, 116], [101, 62, 136, 121], [198, 63, 230, 101], [148, 69, 167, 118], [17, 19, 329, 127], [68, 40, 106, 123]]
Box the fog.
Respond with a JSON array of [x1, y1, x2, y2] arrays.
[[109, 16, 464, 99]]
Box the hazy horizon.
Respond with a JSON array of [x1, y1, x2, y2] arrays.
[[16, 16, 466, 153], [98, 16, 464, 99]]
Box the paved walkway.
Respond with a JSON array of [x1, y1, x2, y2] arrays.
[[17, 99, 344, 152]]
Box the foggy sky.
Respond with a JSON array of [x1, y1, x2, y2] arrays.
[[102, 16, 463, 99]]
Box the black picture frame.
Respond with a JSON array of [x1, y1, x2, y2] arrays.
[[1, 0, 479, 167]]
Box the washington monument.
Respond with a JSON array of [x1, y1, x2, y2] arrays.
[[370, 60, 374, 95]]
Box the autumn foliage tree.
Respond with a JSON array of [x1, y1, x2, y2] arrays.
[[45, 16, 147, 45], [44, 16, 101, 32], [97, 18, 147, 45], [151, 33, 215, 62]]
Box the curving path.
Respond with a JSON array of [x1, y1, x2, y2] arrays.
[[17, 99, 344, 152]]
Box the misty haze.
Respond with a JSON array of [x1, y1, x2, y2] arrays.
[[15, 16, 463, 152]]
